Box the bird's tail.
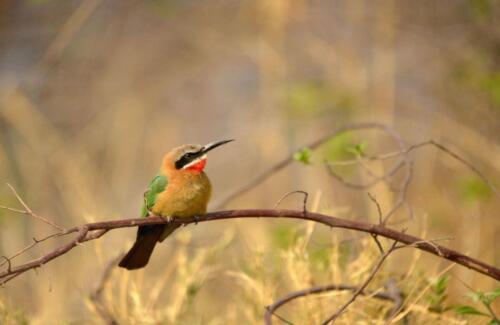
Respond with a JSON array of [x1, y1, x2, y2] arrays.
[[118, 225, 164, 270]]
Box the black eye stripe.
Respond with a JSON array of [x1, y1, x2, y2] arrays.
[[175, 150, 202, 169]]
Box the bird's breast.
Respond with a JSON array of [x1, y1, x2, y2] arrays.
[[152, 172, 212, 217]]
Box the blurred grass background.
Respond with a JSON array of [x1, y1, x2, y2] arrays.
[[0, 0, 499, 323]]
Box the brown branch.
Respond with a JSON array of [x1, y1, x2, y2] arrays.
[[382, 160, 413, 224], [213, 123, 407, 209], [0, 226, 87, 285], [328, 140, 499, 199], [264, 280, 403, 325], [325, 122, 407, 192], [326, 160, 406, 190], [321, 241, 398, 324], [1, 209, 499, 285], [0, 232, 62, 268], [426, 140, 499, 198]]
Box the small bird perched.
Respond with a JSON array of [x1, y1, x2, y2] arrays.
[[119, 139, 233, 270]]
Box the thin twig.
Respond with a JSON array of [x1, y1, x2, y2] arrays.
[[325, 123, 407, 191], [264, 280, 403, 325], [367, 192, 385, 254], [395, 236, 454, 257], [0, 205, 25, 214], [0, 226, 88, 285], [213, 123, 408, 209], [0, 232, 62, 268], [264, 306, 294, 325], [89, 254, 122, 325], [1, 256, 12, 273], [5, 183, 64, 231], [371, 234, 385, 255], [327, 140, 499, 199], [274, 190, 309, 216], [321, 241, 399, 324], [382, 160, 413, 225], [367, 192, 383, 225]]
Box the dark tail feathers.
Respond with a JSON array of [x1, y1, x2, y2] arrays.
[[118, 225, 164, 270]]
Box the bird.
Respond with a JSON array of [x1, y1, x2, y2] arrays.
[[118, 139, 233, 270]]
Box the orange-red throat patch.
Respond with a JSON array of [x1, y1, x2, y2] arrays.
[[186, 159, 207, 172]]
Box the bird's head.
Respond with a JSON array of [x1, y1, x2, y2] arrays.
[[163, 139, 234, 173]]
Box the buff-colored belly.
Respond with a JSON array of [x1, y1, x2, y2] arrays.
[[152, 172, 211, 217]]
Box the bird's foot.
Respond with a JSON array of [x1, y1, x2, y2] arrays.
[[161, 215, 174, 224], [193, 215, 200, 225]]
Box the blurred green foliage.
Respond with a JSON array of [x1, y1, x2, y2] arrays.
[[320, 133, 358, 161], [455, 288, 500, 323], [454, 55, 500, 110], [29, 0, 59, 5], [426, 274, 450, 313], [455, 305, 490, 317], [271, 224, 297, 249], [336, 242, 352, 271], [310, 246, 331, 271], [150, 0, 187, 16], [457, 176, 492, 202], [293, 135, 367, 168], [468, 0, 496, 18], [345, 142, 368, 157], [0, 296, 28, 325], [284, 81, 356, 119]]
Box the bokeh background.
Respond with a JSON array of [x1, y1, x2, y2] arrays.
[[0, 0, 499, 324]]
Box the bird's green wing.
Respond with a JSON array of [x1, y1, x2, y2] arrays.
[[140, 174, 168, 218]]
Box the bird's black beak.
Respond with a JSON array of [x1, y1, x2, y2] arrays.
[[201, 139, 234, 154]]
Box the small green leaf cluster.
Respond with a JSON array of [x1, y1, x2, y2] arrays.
[[293, 147, 313, 165], [455, 288, 500, 324], [427, 275, 451, 313], [345, 142, 368, 157]]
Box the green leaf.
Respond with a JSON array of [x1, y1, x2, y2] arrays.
[[483, 288, 500, 305], [321, 133, 354, 161], [455, 305, 490, 317], [433, 275, 450, 295], [345, 142, 368, 156], [427, 275, 450, 312], [466, 291, 484, 303], [293, 148, 312, 165], [487, 319, 500, 325]]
